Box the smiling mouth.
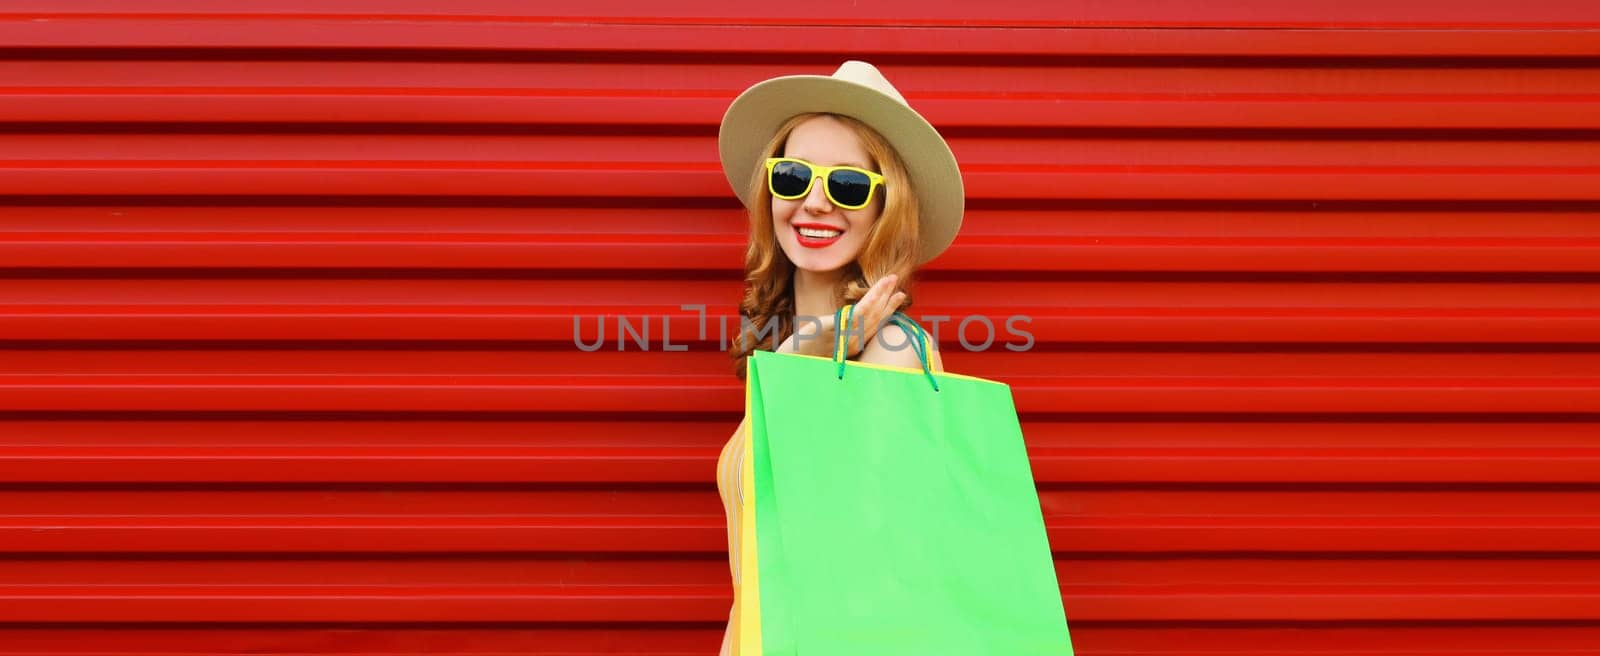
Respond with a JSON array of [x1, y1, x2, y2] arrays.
[[797, 226, 843, 239], [793, 224, 844, 248]]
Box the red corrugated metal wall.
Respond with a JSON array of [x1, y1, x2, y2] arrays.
[[2, 1, 1599, 653]]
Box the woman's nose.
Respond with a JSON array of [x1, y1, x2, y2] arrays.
[[802, 176, 834, 213]]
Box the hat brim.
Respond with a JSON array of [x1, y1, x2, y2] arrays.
[[718, 75, 964, 266]]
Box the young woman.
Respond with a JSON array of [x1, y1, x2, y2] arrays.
[[711, 60, 964, 654]]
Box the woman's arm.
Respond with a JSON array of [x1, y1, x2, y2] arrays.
[[720, 611, 733, 656]]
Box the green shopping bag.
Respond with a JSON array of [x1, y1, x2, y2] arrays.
[[735, 306, 1072, 655]]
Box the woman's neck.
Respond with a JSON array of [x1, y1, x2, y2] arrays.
[[792, 266, 844, 328]]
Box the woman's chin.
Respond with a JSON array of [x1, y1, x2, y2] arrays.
[[788, 254, 852, 274]]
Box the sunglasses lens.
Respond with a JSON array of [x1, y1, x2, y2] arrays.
[[827, 169, 874, 207], [769, 161, 812, 198]]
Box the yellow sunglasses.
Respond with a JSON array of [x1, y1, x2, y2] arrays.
[[764, 157, 886, 210]]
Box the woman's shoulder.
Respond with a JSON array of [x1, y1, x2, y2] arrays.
[[862, 315, 943, 373]]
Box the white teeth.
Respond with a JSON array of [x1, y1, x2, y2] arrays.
[[797, 226, 843, 238]]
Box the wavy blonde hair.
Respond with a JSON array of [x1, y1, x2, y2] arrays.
[[729, 112, 921, 380]]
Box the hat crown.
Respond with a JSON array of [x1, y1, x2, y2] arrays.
[[831, 60, 907, 105]]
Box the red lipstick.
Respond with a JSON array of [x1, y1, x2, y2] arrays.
[[792, 222, 845, 248]]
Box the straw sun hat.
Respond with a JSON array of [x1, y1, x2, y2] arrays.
[[717, 60, 964, 266]]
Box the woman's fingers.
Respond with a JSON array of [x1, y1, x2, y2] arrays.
[[843, 275, 904, 357], [865, 275, 896, 320], [860, 274, 893, 313], [868, 278, 903, 324], [859, 276, 891, 329], [814, 273, 904, 359]]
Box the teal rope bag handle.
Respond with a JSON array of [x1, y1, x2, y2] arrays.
[[832, 304, 940, 392]]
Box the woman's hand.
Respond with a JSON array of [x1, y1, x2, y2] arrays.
[[784, 274, 907, 359]]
